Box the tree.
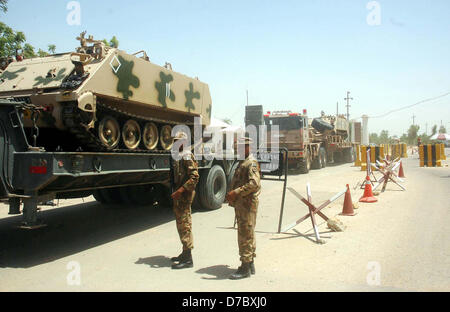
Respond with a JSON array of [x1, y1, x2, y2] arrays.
[[369, 133, 379, 144], [378, 130, 390, 144], [407, 124, 420, 145], [0, 0, 7, 13], [439, 125, 446, 134], [431, 124, 437, 136], [48, 44, 56, 54], [23, 43, 36, 58], [109, 36, 119, 48], [37, 48, 48, 57], [0, 22, 26, 57]]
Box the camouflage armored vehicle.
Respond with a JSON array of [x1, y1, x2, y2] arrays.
[[0, 32, 212, 152]]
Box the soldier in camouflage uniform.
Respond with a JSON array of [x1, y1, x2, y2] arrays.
[[226, 137, 261, 279], [170, 131, 199, 269]]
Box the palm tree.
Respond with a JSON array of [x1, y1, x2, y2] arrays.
[[48, 44, 56, 54]]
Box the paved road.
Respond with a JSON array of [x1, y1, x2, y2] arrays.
[[0, 150, 448, 291]]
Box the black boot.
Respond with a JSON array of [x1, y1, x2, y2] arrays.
[[171, 249, 193, 269], [250, 261, 255, 275], [229, 262, 251, 280], [170, 251, 184, 262]]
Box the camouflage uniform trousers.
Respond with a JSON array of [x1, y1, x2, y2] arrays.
[[173, 190, 195, 250], [234, 196, 258, 263]]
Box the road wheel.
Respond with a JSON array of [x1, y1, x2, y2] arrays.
[[122, 120, 141, 150], [98, 116, 120, 149], [299, 151, 310, 174], [198, 165, 227, 210], [160, 125, 174, 151], [142, 122, 159, 150]]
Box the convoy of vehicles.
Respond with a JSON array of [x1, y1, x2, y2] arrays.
[[262, 109, 355, 173], [0, 33, 249, 227], [0, 32, 356, 227]]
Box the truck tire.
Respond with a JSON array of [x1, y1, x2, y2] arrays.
[[344, 147, 354, 163], [227, 161, 239, 192], [311, 153, 321, 169], [299, 151, 310, 174], [333, 151, 343, 163], [93, 189, 108, 204], [320, 147, 327, 168], [97, 187, 122, 204], [199, 165, 227, 210]]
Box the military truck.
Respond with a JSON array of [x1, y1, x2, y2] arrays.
[[0, 33, 282, 228], [261, 109, 354, 173]]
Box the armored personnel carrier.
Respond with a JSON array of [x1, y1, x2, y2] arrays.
[[0, 32, 212, 152]]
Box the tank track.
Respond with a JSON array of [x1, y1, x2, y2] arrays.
[[62, 101, 182, 154]]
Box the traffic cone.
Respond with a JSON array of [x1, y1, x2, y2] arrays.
[[398, 161, 405, 178], [359, 175, 378, 203], [340, 184, 357, 216]]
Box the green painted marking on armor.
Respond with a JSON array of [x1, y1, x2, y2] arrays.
[[112, 55, 140, 100], [206, 104, 211, 119], [34, 68, 67, 86], [155, 71, 175, 107], [0, 67, 26, 81], [184, 82, 200, 113]]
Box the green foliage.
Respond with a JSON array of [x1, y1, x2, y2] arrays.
[[48, 44, 56, 54], [0, 0, 7, 13], [418, 133, 431, 144], [109, 36, 119, 48], [431, 124, 437, 136], [407, 124, 420, 145], [102, 36, 119, 48], [0, 22, 26, 57], [37, 48, 48, 57], [23, 43, 36, 58], [222, 118, 232, 125]]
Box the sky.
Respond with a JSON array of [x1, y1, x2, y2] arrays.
[[1, 0, 449, 136]]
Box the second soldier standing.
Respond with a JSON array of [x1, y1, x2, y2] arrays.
[[170, 131, 199, 269], [226, 137, 261, 279]]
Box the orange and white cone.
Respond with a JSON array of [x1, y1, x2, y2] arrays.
[[340, 184, 357, 216], [359, 175, 378, 203], [398, 161, 405, 178]]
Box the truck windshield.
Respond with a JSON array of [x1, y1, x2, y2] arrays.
[[265, 117, 303, 131]]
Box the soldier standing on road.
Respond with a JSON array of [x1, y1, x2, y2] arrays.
[[226, 137, 261, 279], [170, 131, 199, 269]]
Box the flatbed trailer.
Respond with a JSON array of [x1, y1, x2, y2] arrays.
[[0, 99, 242, 228]]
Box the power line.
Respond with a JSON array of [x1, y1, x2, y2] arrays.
[[368, 91, 450, 119]]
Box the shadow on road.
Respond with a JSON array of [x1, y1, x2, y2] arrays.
[[0, 200, 183, 269], [135, 255, 172, 268], [195, 264, 235, 280]]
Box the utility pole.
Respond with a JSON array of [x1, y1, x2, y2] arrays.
[[425, 123, 428, 135], [246, 89, 248, 106], [412, 114, 416, 125], [344, 91, 353, 121], [336, 102, 339, 116]]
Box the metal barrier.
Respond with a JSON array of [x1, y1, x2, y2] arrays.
[[419, 144, 442, 167]]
